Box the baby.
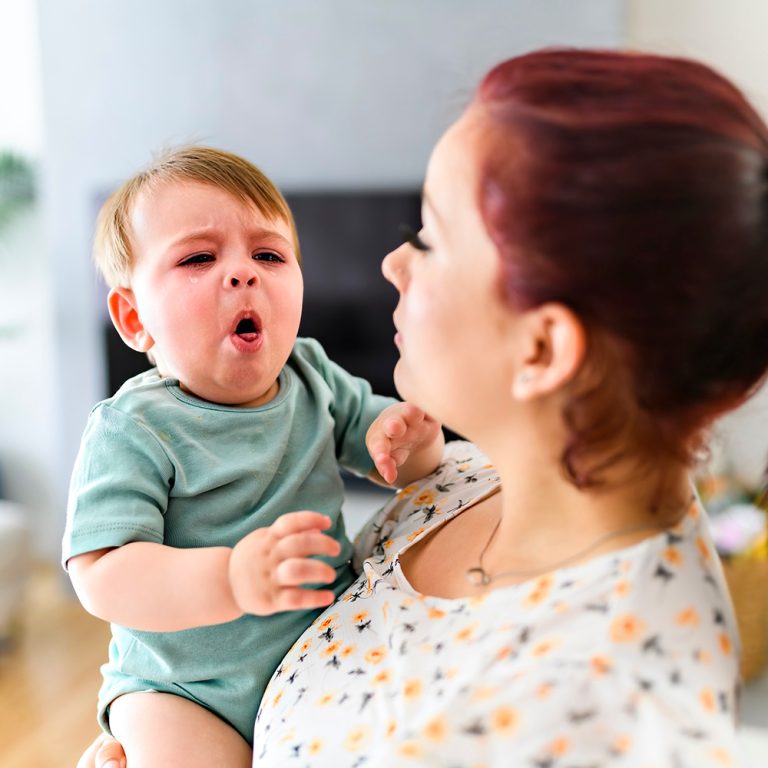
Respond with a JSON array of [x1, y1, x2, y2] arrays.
[[62, 146, 444, 766]]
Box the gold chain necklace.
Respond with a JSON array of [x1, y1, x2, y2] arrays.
[[465, 496, 693, 587]]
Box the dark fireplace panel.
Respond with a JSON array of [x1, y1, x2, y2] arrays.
[[104, 190, 422, 400]]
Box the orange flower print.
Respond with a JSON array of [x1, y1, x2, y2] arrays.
[[423, 716, 447, 742], [455, 623, 478, 642], [428, 607, 446, 620], [591, 655, 612, 675], [317, 692, 334, 706], [696, 536, 711, 561], [663, 546, 683, 566], [320, 641, 341, 658], [612, 734, 632, 754], [373, 669, 392, 685], [407, 527, 426, 542], [341, 644, 356, 658], [711, 747, 734, 766], [343, 725, 371, 752], [695, 649, 713, 664], [298, 638, 313, 654], [365, 646, 387, 665], [496, 645, 512, 661], [272, 690, 283, 707], [386, 720, 397, 739], [614, 579, 631, 598], [700, 688, 716, 712], [353, 610, 369, 623], [532, 638, 559, 657], [491, 706, 519, 735], [404, 678, 424, 700], [397, 740, 423, 759], [610, 613, 646, 643], [676, 607, 700, 626], [413, 490, 436, 506], [719, 633, 732, 656], [317, 613, 338, 631], [398, 483, 418, 497], [525, 575, 554, 606], [308, 739, 324, 755], [549, 736, 570, 756]]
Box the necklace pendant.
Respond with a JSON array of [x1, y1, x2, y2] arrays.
[[466, 567, 492, 587]]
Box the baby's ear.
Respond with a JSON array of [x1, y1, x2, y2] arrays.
[[107, 287, 154, 353]]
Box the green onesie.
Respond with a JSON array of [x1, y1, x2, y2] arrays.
[[62, 337, 395, 744]]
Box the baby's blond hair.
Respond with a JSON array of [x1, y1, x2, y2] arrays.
[[93, 145, 301, 287]]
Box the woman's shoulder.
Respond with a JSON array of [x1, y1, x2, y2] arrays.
[[353, 441, 500, 568]]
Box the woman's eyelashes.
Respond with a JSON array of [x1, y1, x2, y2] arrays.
[[399, 223, 431, 252]]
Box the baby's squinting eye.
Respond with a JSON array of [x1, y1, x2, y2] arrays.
[[179, 252, 214, 266], [399, 223, 431, 252], [253, 251, 284, 263]]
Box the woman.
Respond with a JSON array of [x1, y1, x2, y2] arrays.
[[86, 48, 768, 767]]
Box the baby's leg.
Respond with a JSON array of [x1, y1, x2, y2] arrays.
[[109, 691, 252, 768]]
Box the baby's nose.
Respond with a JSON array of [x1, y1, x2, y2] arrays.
[[226, 270, 257, 288]]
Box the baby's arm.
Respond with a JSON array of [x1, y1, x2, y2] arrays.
[[366, 402, 445, 487], [68, 511, 340, 631]]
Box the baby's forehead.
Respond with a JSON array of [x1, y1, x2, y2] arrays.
[[133, 177, 289, 228]]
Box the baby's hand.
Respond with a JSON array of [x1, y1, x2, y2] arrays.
[[228, 512, 341, 616], [367, 402, 443, 486]]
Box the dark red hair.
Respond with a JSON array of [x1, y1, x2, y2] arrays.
[[474, 49, 768, 486]]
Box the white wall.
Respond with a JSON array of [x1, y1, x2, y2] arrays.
[[0, 0, 43, 155], [26, 0, 622, 560], [627, 0, 768, 487]]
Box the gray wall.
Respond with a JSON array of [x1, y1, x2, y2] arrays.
[[26, 0, 622, 559]]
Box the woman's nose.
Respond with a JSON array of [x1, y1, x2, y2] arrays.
[[382, 243, 408, 288]]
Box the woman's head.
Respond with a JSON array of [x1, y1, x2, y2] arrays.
[[386, 48, 768, 486]]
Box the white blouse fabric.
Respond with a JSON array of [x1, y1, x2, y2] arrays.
[[253, 441, 739, 767]]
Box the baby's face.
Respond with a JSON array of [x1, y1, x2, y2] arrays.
[[123, 179, 303, 407]]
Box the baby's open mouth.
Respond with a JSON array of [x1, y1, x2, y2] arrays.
[[230, 312, 262, 347], [235, 317, 258, 337]]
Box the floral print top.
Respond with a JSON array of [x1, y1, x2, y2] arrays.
[[253, 441, 739, 767]]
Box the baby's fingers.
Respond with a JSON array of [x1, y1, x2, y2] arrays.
[[274, 529, 342, 561], [275, 557, 338, 587], [275, 586, 337, 612], [383, 415, 408, 438], [270, 511, 332, 539]]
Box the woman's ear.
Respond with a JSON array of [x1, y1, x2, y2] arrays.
[[511, 303, 586, 401], [108, 287, 154, 353]]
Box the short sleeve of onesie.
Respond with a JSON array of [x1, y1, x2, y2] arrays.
[[292, 337, 395, 476], [62, 403, 172, 566]]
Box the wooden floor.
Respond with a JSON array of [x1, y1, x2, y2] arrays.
[[0, 564, 110, 768]]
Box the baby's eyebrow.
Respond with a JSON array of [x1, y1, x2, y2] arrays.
[[167, 227, 291, 249]]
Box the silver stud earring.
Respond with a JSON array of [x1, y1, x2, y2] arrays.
[[517, 371, 533, 385]]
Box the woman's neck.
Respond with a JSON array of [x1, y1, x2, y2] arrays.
[[475, 441, 692, 580]]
